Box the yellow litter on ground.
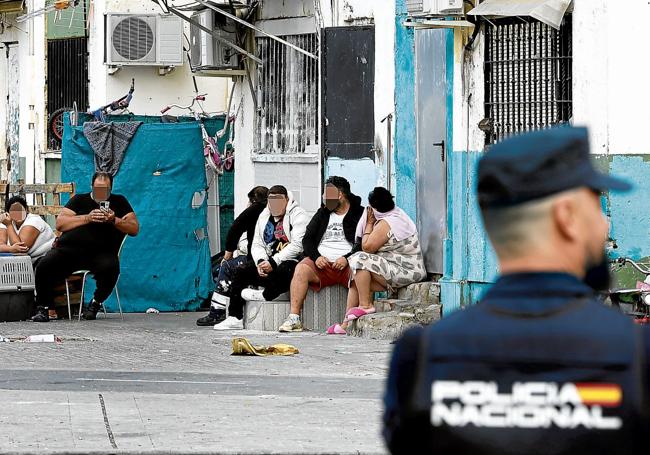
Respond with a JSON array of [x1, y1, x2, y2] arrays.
[[231, 337, 299, 356]]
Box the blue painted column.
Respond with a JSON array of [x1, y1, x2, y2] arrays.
[[393, 0, 417, 220]]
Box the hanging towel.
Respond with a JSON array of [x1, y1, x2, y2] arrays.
[[83, 121, 142, 176]]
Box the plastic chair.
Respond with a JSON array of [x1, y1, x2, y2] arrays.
[[65, 237, 127, 321]]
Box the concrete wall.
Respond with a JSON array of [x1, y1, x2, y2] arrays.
[[89, 0, 230, 116], [0, 0, 47, 184], [573, 0, 650, 288]]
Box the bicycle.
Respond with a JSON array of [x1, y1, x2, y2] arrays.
[[89, 78, 135, 122], [49, 79, 136, 146], [606, 257, 650, 324], [160, 94, 233, 175]]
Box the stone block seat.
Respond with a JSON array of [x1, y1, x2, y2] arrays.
[[347, 281, 442, 341], [243, 285, 348, 332]]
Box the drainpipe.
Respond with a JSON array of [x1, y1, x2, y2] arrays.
[[381, 113, 393, 192]]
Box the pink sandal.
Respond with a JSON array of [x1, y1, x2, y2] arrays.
[[345, 307, 376, 321], [326, 323, 346, 335]]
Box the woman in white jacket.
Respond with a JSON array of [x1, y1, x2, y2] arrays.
[[214, 185, 311, 330]]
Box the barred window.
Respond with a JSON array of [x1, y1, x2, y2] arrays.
[[483, 17, 572, 145], [256, 34, 318, 154]]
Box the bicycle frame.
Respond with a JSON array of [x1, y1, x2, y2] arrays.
[[91, 79, 135, 122]]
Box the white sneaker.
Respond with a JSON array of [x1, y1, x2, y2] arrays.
[[241, 288, 266, 301], [213, 316, 243, 331], [279, 316, 303, 333]]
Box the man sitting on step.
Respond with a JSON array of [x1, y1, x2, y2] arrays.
[[213, 185, 310, 331], [278, 176, 364, 332]]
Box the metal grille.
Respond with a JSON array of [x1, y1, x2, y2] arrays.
[[257, 34, 318, 154], [47, 37, 88, 145], [484, 17, 572, 145], [112, 16, 155, 61]]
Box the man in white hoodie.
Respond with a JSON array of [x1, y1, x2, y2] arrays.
[[214, 185, 311, 330]]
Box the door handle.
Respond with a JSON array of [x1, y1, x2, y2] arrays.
[[433, 140, 445, 162]]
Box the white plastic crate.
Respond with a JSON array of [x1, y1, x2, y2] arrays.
[[0, 256, 35, 292]]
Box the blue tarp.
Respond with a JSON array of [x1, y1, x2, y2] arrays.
[[61, 115, 220, 312]]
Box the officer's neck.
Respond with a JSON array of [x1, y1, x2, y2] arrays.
[[499, 255, 585, 279]]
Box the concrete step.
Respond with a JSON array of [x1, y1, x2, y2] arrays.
[[347, 304, 441, 341], [396, 281, 440, 306], [347, 281, 441, 340], [374, 298, 430, 314]]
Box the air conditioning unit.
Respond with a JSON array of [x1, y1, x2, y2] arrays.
[[407, 0, 464, 16], [190, 9, 240, 72], [105, 14, 183, 66]]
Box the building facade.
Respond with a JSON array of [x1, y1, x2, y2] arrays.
[[395, 0, 650, 314], [231, 0, 397, 216]]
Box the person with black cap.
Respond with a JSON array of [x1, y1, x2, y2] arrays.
[[383, 127, 650, 454]]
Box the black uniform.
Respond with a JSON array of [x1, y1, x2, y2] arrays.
[[384, 273, 650, 454], [383, 127, 649, 454]]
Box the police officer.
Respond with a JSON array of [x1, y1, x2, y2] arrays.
[[383, 127, 650, 454]]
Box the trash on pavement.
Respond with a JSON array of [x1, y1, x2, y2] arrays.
[[231, 337, 299, 356], [146, 308, 160, 314], [24, 334, 60, 343], [0, 335, 10, 342]]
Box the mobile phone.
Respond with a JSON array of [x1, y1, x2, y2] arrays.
[[99, 201, 110, 212]]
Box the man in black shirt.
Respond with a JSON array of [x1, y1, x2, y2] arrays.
[[32, 172, 139, 322]]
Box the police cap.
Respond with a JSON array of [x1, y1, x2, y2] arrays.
[[477, 127, 631, 208]]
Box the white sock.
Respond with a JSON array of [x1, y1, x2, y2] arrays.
[[289, 313, 300, 322]]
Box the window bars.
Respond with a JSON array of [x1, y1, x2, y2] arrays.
[[483, 17, 572, 145], [256, 34, 318, 154]]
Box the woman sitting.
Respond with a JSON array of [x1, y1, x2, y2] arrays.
[[0, 196, 56, 264], [327, 187, 427, 335]]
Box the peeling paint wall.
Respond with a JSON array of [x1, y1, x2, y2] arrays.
[[0, 0, 47, 185], [393, 0, 416, 219], [576, 1, 650, 288], [432, 0, 650, 312]]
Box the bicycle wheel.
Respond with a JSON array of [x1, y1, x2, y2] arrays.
[[49, 107, 71, 142]]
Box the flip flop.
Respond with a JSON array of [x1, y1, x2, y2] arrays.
[[326, 324, 346, 335], [345, 307, 376, 321]]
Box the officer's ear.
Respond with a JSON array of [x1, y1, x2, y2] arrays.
[[552, 195, 580, 242]]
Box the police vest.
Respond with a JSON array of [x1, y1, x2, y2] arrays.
[[407, 298, 648, 454]]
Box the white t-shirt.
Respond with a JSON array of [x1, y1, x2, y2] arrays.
[[1, 214, 56, 261], [318, 212, 352, 262]]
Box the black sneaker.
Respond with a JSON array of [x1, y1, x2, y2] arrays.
[[31, 306, 49, 323], [196, 308, 226, 326], [81, 299, 102, 320]]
